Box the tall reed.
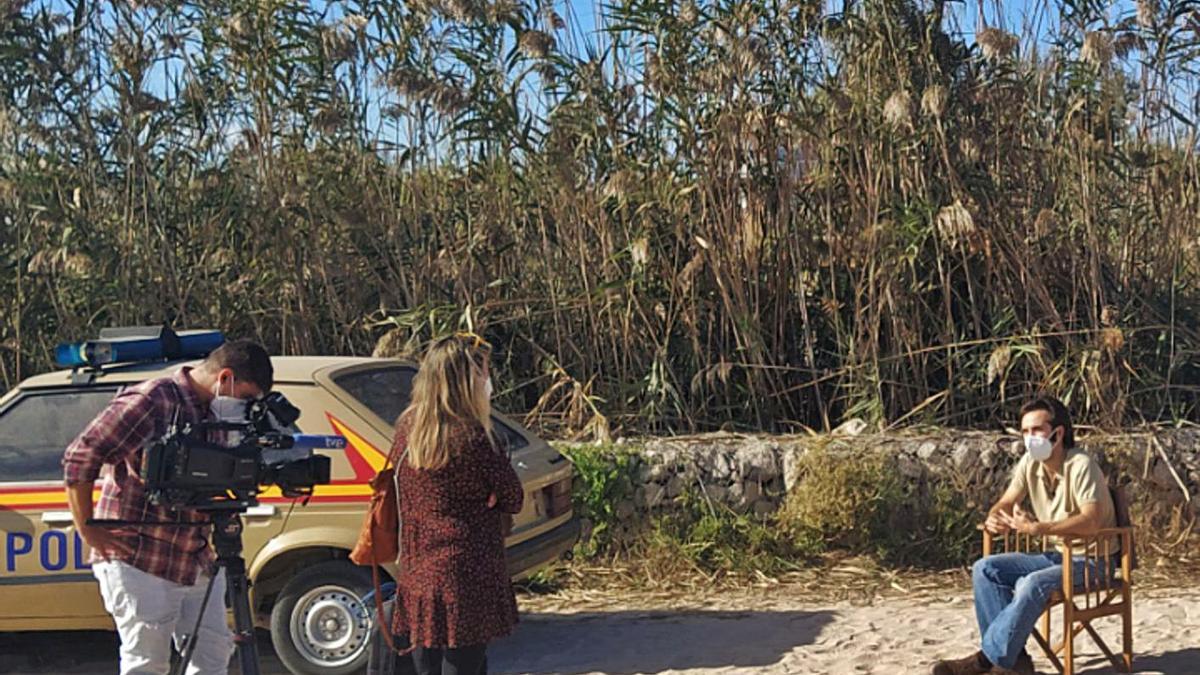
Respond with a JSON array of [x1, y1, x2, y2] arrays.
[[2, 0, 1198, 436]]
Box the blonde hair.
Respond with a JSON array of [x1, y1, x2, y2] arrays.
[[401, 334, 494, 470]]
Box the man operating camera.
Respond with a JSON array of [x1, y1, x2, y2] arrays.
[[62, 339, 274, 675]]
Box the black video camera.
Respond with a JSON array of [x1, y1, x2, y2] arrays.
[[140, 392, 333, 510]]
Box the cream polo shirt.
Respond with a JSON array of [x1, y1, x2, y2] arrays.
[[1007, 448, 1119, 556]]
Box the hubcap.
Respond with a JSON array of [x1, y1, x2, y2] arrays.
[[290, 585, 371, 668]]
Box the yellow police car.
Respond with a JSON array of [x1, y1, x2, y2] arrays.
[[0, 329, 578, 675]]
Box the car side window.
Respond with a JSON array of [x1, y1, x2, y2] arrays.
[[332, 366, 415, 427], [491, 417, 529, 454], [0, 389, 118, 482], [331, 366, 528, 451]]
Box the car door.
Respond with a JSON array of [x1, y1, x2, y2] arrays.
[[313, 362, 567, 544], [0, 386, 118, 629]]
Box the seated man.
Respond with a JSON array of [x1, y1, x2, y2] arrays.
[[933, 395, 1119, 675]]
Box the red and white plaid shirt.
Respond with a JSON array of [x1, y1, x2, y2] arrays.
[[63, 367, 214, 585]]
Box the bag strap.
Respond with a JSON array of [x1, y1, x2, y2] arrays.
[[382, 437, 401, 472], [371, 565, 393, 651], [393, 460, 403, 563], [390, 447, 408, 567], [370, 564, 413, 655]]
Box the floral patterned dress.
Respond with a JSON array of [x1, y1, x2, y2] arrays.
[[389, 419, 524, 648]]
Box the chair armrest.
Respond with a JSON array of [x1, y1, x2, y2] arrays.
[[1059, 526, 1135, 598], [1085, 526, 1134, 537], [978, 524, 994, 556], [1059, 526, 1134, 547]]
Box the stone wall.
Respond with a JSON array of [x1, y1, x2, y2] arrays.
[[560, 428, 1200, 533]]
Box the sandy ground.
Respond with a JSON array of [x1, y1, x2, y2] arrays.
[[489, 583, 1200, 672], [2, 586, 1196, 674], [491, 587, 1200, 674]]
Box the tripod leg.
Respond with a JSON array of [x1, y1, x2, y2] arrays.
[[173, 570, 221, 675], [210, 513, 260, 675], [225, 555, 260, 675]]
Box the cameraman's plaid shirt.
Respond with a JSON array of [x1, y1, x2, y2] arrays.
[[63, 368, 214, 586]]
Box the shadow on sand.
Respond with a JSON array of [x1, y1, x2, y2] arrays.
[[1074, 647, 1200, 674], [488, 608, 834, 674]]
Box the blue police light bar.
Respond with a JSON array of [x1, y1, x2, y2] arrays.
[[54, 329, 226, 369], [176, 330, 226, 355]]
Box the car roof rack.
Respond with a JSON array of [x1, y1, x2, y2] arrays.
[[55, 326, 225, 385]]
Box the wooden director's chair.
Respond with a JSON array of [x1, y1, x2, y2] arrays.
[[980, 485, 1136, 674]]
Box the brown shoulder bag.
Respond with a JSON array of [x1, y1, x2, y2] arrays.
[[350, 444, 409, 653], [350, 452, 402, 566]]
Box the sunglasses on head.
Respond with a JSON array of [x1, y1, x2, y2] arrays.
[[434, 331, 492, 351], [454, 331, 490, 349]]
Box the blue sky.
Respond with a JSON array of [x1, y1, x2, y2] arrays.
[[28, 0, 1163, 149], [36, 0, 1148, 89]]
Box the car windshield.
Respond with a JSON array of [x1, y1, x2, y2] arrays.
[[331, 365, 528, 451]]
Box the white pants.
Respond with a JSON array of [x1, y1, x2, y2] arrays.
[[93, 560, 235, 675]]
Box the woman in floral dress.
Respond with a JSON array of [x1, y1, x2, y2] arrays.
[[389, 333, 523, 675]]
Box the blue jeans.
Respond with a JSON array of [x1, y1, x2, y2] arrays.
[[972, 551, 1109, 669]]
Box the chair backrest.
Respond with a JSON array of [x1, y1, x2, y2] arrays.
[[1111, 484, 1132, 527], [1110, 484, 1138, 572]]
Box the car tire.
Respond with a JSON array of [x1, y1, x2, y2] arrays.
[[270, 560, 376, 675]]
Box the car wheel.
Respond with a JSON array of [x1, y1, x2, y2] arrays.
[[270, 560, 375, 675]]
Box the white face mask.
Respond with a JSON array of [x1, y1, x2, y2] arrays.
[[211, 375, 250, 446], [1024, 430, 1056, 463]]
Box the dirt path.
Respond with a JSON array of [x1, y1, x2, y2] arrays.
[[2, 585, 1196, 674], [489, 586, 1199, 674]]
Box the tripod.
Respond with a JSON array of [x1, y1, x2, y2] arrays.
[[90, 507, 261, 675]]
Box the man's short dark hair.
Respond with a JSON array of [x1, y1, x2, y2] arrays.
[[1019, 394, 1075, 449], [204, 339, 273, 392]]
